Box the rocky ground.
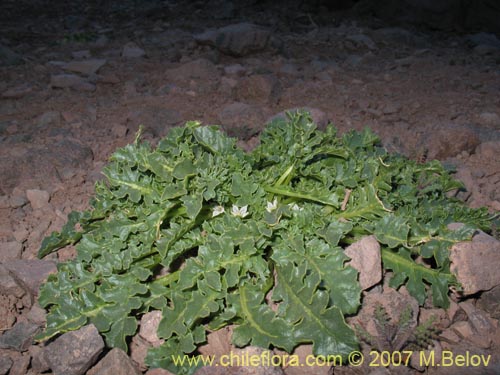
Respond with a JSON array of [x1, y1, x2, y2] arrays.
[[1, 1, 500, 374]]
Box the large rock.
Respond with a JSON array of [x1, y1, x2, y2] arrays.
[[450, 230, 500, 296], [345, 235, 382, 290], [87, 348, 141, 375], [44, 324, 104, 375], [195, 23, 271, 56]]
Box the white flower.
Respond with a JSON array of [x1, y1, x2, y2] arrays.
[[266, 198, 278, 213], [212, 205, 225, 217], [231, 205, 249, 218], [289, 203, 303, 212]]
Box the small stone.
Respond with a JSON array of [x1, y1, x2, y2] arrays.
[[37, 111, 61, 127], [478, 112, 500, 127], [50, 74, 96, 92], [0, 264, 25, 298], [236, 74, 279, 104], [0, 241, 23, 262], [9, 190, 28, 208], [1, 83, 32, 99], [87, 348, 141, 375], [25, 189, 50, 210], [139, 310, 163, 346], [345, 235, 382, 290], [0, 356, 13, 375], [2, 259, 57, 296], [122, 42, 146, 58], [0, 321, 39, 351], [346, 34, 377, 50], [194, 23, 270, 57], [450, 231, 500, 295], [45, 324, 104, 375], [71, 50, 91, 59], [63, 59, 106, 76], [166, 58, 220, 81], [223, 64, 246, 76], [25, 303, 47, 325]]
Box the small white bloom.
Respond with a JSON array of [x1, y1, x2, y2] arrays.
[[231, 205, 249, 218], [266, 198, 278, 213], [289, 203, 303, 212], [212, 205, 225, 217]]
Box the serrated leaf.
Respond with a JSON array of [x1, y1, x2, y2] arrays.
[[381, 247, 454, 308], [232, 284, 295, 352], [375, 215, 410, 248], [274, 262, 359, 357]]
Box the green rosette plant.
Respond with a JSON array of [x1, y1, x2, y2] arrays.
[[36, 111, 491, 374]]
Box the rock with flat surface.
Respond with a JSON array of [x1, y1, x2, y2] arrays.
[[195, 23, 270, 56], [50, 74, 96, 92], [45, 324, 104, 375], [0, 321, 39, 351], [63, 59, 106, 75], [2, 259, 56, 296], [345, 235, 382, 290], [450, 231, 500, 295], [87, 348, 141, 375], [122, 42, 146, 58], [0, 241, 23, 262], [26, 189, 50, 210]]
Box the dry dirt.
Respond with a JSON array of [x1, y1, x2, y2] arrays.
[[0, 1, 499, 374]]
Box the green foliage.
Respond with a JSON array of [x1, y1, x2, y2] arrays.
[[36, 112, 491, 374]]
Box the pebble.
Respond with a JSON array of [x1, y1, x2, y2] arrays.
[[62, 59, 107, 76], [50, 74, 96, 92], [1, 84, 32, 99], [122, 42, 146, 58], [25, 189, 50, 210]]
